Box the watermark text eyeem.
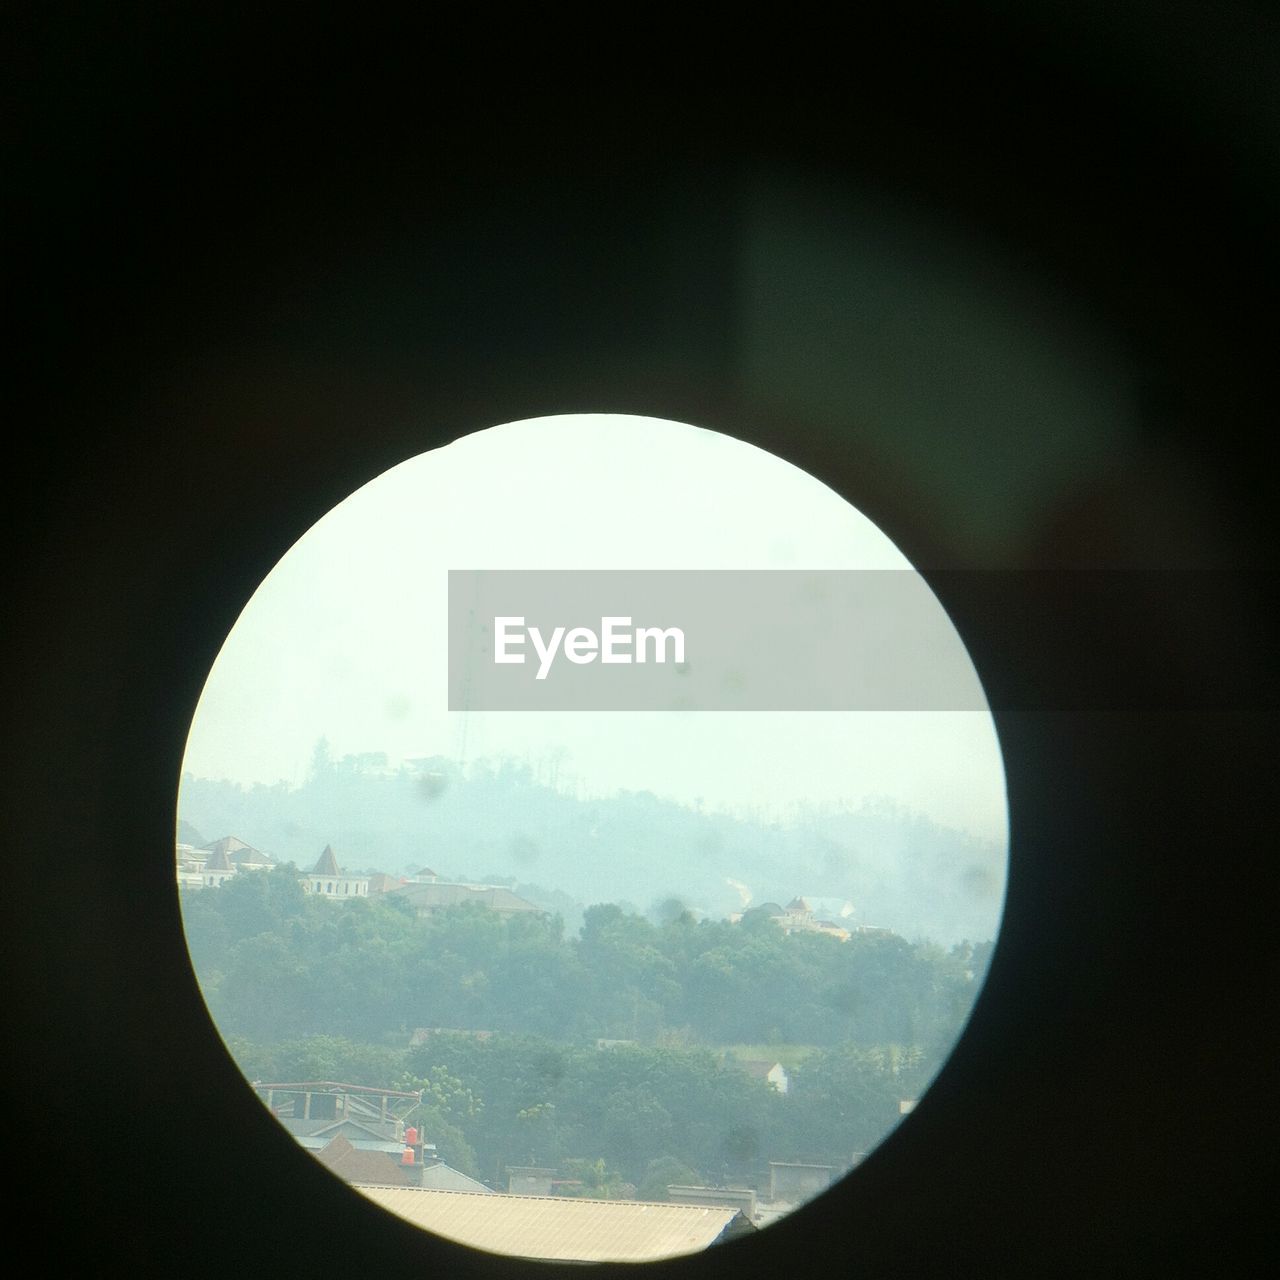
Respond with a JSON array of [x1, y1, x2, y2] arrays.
[[448, 569, 990, 711], [494, 616, 686, 680]]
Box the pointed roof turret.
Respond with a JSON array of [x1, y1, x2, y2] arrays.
[[204, 844, 235, 872], [312, 844, 342, 876]]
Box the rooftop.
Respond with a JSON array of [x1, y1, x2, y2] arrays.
[[353, 1184, 755, 1262], [738, 1059, 785, 1079], [315, 1136, 417, 1186], [311, 844, 342, 877], [202, 835, 276, 867]]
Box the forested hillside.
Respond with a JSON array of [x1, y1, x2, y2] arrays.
[[184, 867, 991, 1048], [179, 749, 1005, 943], [185, 868, 993, 1189]]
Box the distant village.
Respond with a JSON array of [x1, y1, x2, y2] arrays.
[[248, 1076, 869, 1259], [176, 832, 892, 940], [177, 834, 548, 916], [177, 832, 903, 1262]]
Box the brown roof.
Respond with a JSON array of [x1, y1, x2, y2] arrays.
[[315, 1136, 415, 1186], [201, 835, 276, 868], [204, 845, 235, 872], [202, 835, 256, 856], [738, 1059, 784, 1079], [311, 844, 342, 876]]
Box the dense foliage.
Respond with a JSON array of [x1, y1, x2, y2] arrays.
[[228, 1028, 937, 1192], [185, 867, 990, 1051], [188, 868, 993, 1190], [179, 748, 1006, 944]]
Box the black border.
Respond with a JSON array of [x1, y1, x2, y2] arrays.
[[8, 6, 1277, 1276]]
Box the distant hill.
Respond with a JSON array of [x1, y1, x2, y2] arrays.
[[178, 757, 1005, 944], [176, 818, 207, 847]]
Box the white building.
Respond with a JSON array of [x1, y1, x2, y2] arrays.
[[738, 1059, 790, 1094], [305, 844, 370, 898], [176, 835, 276, 890]]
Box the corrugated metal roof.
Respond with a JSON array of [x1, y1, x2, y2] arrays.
[[353, 1184, 751, 1262]]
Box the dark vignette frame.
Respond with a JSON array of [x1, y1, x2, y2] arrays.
[[6, 4, 1276, 1277]]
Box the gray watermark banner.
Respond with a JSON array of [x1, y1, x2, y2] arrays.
[[448, 570, 988, 711]]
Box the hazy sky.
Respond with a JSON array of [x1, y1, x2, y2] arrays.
[[182, 415, 1008, 840]]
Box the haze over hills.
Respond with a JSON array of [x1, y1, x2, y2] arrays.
[[178, 752, 1005, 945]]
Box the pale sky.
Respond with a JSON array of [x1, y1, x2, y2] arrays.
[[181, 414, 1008, 841]]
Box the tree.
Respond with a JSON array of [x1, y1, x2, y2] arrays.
[[212, 933, 314, 1040], [413, 1104, 481, 1179], [308, 735, 333, 783], [557, 1158, 633, 1200], [648, 896, 691, 927], [214, 863, 308, 946], [247, 1034, 407, 1086], [636, 1155, 700, 1201], [784, 1044, 902, 1162]]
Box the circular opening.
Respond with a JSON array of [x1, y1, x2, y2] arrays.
[[177, 413, 1008, 1264]]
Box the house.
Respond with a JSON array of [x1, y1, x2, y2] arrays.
[[316, 1136, 492, 1194], [254, 1081, 420, 1153], [806, 917, 852, 941], [203, 835, 276, 872], [175, 844, 206, 891], [304, 845, 370, 899], [782, 896, 813, 927], [666, 1185, 758, 1221], [768, 1161, 837, 1206], [734, 896, 853, 940], [391, 881, 541, 919], [506, 1166, 556, 1196], [175, 834, 277, 890], [199, 842, 238, 889], [803, 895, 855, 921], [315, 1135, 420, 1186], [365, 872, 406, 895], [408, 1028, 494, 1048], [737, 1059, 790, 1094], [258, 1080, 491, 1200], [352, 1184, 756, 1262]]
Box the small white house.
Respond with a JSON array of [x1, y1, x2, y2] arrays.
[[738, 1059, 790, 1094]]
